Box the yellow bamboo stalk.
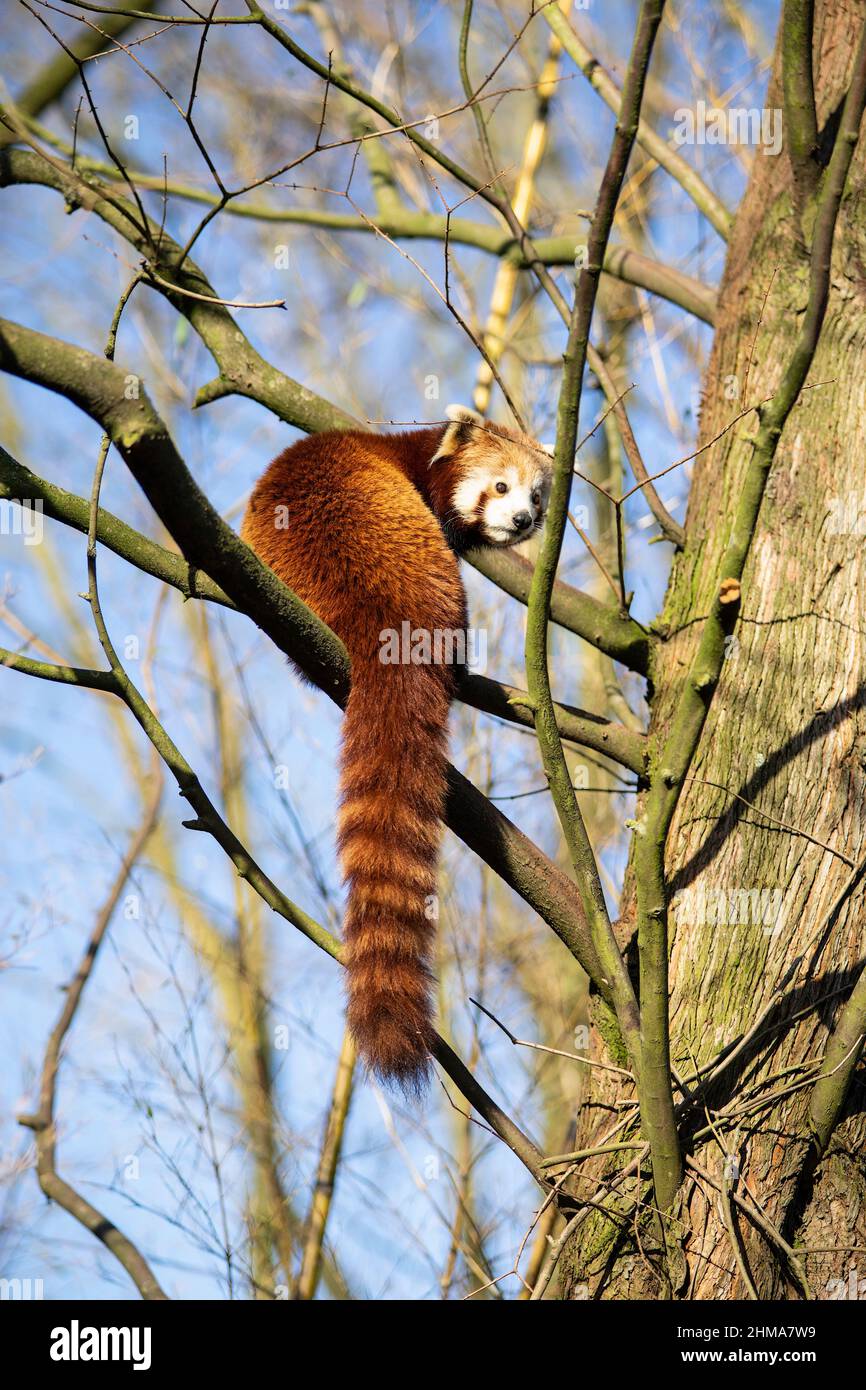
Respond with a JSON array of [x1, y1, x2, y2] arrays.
[[518, 1202, 560, 1299], [473, 0, 572, 414], [296, 1025, 357, 1300]]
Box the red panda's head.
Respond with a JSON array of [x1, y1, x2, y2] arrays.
[[431, 405, 554, 553]]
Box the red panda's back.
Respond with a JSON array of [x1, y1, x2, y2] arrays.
[[241, 430, 464, 657]]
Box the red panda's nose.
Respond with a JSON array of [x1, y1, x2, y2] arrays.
[[513, 510, 532, 531]]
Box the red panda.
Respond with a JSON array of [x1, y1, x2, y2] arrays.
[[241, 405, 553, 1091]]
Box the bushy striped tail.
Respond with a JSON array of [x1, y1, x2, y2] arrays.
[[337, 653, 454, 1092]]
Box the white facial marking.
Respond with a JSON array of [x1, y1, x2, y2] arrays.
[[484, 464, 528, 539], [455, 462, 550, 545], [453, 472, 486, 523]]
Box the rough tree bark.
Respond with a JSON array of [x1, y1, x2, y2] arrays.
[[562, 0, 866, 1299]]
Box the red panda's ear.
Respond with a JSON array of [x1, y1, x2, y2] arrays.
[[445, 404, 484, 426], [432, 404, 484, 464]]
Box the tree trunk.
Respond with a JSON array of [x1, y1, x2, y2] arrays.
[[561, 0, 866, 1299]]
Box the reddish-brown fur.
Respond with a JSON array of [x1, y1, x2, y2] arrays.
[[242, 418, 549, 1091], [242, 427, 467, 1090]]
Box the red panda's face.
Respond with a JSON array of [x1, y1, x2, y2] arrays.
[[434, 405, 553, 547], [453, 458, 552, 546]]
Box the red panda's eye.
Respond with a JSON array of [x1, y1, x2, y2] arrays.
[[531, 491, 541, 506], [495, 481, 508, 495]]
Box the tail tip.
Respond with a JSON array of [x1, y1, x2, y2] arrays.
[[348, 1005, 434, 1099], [368, 1050, 432, 1099]]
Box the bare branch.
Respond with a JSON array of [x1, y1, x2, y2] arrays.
[[18, 770, 167, 1300]]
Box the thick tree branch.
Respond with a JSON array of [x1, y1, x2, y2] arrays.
[[808, 964, 866, 1154], [460, 671, 646, 774], [468, 544, 652, 674], [782, 0, 820, 207]]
